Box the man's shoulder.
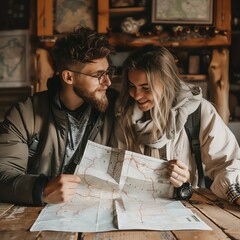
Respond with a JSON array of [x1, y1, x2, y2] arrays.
[[32, 90, 49, 104], [32, 90, 49, 98]]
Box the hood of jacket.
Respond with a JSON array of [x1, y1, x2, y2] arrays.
[[46, 75, 63, 110], [115, 82, 202, 149]]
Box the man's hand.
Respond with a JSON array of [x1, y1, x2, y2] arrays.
[[168, 160, 190, 188], [43, 174, 81, 204]]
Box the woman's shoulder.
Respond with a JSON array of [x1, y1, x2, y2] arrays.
[[200, 99, 220, 125], [200, 98, 218, 115]]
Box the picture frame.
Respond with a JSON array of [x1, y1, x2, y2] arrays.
[[152, 0, 213, 24], [54, 0, 96, 33], [0, 29, 29, 87]]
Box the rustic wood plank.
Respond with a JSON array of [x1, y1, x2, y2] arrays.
[[215, 0, 231, 31], [171, 208, 231, 240], [109, 33, 230, 49], [37, 231, 78, 240], [168, 194, 230, 240], [37, 0, 53, 36], [82, 231, 176, 240], [97, 0, 109, 33], [0, 231, 78, 240], [0, 206, 42, 231], [208, 48, 230, 124], [0, 203, 14, 217], [189, 191, 240, 240], [195, 188, 240, 218], [0, 205, 78, 240]]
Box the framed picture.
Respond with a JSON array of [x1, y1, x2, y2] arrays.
[[54, 0, 96, 33], [0, 30, 29, 87], [152, 0, 213, 24]]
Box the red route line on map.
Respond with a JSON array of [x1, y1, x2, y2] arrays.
[[77, 147, 168, 224], [77, 154, 123, 199]]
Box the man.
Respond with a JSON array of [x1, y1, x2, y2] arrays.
[[0, 26, 118, 206]]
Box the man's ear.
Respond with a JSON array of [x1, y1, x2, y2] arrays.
[[62, 70, 73, 84]]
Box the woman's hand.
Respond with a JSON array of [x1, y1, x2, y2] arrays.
[[43, 174, 81, 204], [168, 159, 190, 187]]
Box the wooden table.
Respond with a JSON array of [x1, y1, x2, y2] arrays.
[[0, 203, 78, 240], [0, 189, 240, 240]]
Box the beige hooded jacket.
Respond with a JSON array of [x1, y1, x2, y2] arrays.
[[111, 84, 240, 203]]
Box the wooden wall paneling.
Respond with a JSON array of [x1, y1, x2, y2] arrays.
[[37, 0, 54, 36], [214, 0, 231, 45], [208, 48, 230, 124], [97, 0, 109, 33], [215, 0, 231, 30]]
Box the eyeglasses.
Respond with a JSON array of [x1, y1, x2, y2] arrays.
[[66, 66, 115, 85]]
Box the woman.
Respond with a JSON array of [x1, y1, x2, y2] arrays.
[[112, 45, 240, 205]]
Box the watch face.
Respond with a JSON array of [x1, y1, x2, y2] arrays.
[[180, 187, 192, 199], [176, 182, 192, 200]]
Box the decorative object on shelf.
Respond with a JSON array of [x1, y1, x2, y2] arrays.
[[121, 17, 146, 35], [168, 25, 226, 42], [188, 55, 201, 74], [232, 17, 240, 29], [152, 0, 213, 24], [154, 25, 163, 35], [0, 29, 29, 87]]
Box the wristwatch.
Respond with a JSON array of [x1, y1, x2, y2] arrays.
[[174, 182, 192, 200]]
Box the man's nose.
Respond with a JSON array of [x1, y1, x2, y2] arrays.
[[101, 74, 111, 87]]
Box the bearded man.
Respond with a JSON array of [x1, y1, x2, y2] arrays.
[[0, 26, 118, 206]]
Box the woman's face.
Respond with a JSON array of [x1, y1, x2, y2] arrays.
[[128, 69, 163, 112]]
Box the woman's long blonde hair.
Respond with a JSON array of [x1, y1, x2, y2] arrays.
[[119, 45, 182, 150]]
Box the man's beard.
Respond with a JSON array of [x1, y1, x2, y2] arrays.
[[73, 86, 109, 112]]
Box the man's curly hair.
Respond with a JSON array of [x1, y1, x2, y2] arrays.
[[52, 26, 114, 72]]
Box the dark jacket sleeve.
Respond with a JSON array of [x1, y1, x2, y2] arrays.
[[0, 98, 40, 205]]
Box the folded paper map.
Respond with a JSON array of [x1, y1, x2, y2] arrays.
[[30, 140, 211, 232]]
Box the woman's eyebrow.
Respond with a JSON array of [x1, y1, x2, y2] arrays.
[[129, 81, 149, 87]]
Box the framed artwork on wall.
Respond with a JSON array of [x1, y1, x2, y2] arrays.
[[0, 30, 29, 87], [54, 0, 96, 33], [152, 0, 213, 24]]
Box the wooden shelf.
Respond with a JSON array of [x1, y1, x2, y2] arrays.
[[110, 7, 145, 13], [108, 33, 230, 49], [180, 74, 207, 81]]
